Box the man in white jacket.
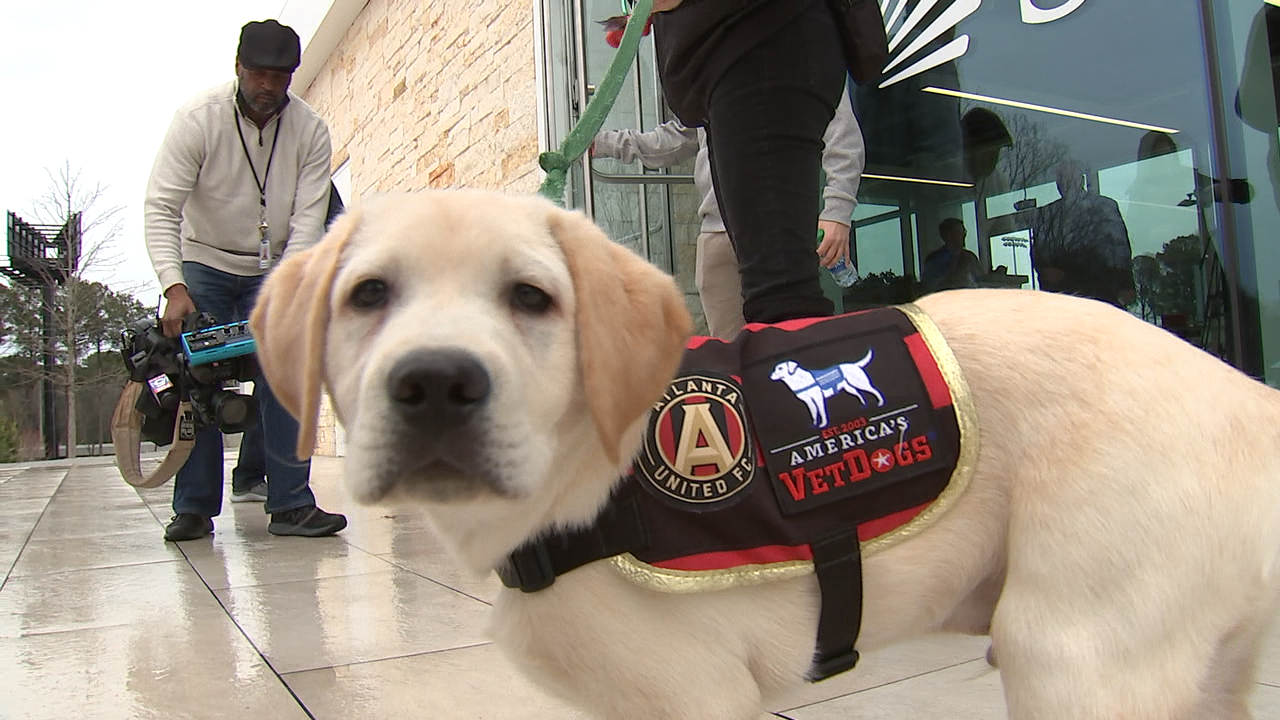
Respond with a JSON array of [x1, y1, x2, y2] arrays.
[[593, 85, 865, 338], [144, 19, 346, 541]]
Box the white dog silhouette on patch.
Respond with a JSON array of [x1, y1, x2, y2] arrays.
[[769, 349, 885, 428]]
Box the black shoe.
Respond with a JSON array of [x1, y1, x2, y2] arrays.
[[268, 505, 348, 537], [165, 513, 214, 542]]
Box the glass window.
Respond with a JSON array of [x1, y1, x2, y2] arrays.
[[1205, 0, 1280, 382], [857, 217, 908, 278], [846, 0, 1229, 357], [538, 0, 1280, 371], [542, 0, 705, 329]]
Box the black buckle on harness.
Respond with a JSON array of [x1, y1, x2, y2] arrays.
[[810, 649, 861, 681], [497, 542, 556, 592]]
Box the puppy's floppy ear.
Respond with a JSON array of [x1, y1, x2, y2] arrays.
[[546, 205, 693, 465], [249, 209, 361, 460]]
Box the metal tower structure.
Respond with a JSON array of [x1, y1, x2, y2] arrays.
[[2, 211, 81, 459]]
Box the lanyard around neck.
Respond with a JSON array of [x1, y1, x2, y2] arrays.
[[234, 107, 283, 210]]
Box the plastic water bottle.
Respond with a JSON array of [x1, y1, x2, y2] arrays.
[[817, 228, 859, 287], [828, 257, 860, 287]]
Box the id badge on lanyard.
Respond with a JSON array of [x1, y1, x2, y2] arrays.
[[258, 208, 272, 270]]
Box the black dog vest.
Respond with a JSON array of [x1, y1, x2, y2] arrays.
[[498, 304, 978, 681]]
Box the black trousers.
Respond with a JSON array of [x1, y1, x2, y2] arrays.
[[704, 2, 847, 324]]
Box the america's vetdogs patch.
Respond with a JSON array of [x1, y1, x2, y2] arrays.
[[634, 372, 756, 511], [740, 318, 955, 516]]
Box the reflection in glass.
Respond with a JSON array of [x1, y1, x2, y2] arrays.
[[828, 0, 1244, 364], [537, 0, 1267, 371], [921, 218, 982, 292], [1229, 1, 1280, 380], [1028, 162, 1136, 308]]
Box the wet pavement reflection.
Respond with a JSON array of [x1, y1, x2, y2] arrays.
[[0, 454, 1276, 719]]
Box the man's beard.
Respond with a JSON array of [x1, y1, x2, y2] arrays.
[[240, 90, 283, 116]]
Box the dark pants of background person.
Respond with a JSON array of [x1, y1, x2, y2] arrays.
[[172, 261, 316, 517], [704, 1, 846, 324], [232, 423, 265, 494]]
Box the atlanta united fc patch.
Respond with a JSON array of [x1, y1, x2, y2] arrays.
[[633, 372, 757, 511]]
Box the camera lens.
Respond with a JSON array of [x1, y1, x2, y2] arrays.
[[217, 395, 249, 426], [208, 389, 258, 433]]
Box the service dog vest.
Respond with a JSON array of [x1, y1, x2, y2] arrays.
[[498, 304, 978, 681]]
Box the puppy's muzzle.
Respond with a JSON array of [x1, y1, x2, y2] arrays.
[[387, 348, 491, 432], [368, 348, 509, 500]]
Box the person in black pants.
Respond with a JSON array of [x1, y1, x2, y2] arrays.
[[653, 0, 847, 323]]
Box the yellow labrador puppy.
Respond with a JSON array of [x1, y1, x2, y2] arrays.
[[251, 189, 1280, 720]]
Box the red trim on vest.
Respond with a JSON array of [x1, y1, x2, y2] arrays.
[[686, 335, 724, 351], [904, 332, 952, 410], [645, 502, 932, 572], [653, 543, 813, 571], [691, 313, 875, 352], [745, 312, 867, 335], [856, 502, 929, 542]]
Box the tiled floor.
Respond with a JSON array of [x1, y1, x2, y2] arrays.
[[2, 453, 1278, 719]]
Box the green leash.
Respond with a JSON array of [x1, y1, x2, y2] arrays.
[[537, 0, 654, 206]]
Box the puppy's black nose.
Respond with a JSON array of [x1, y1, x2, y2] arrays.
[[386, 349, 491, 429]]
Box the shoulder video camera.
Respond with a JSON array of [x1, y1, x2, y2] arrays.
[[120, 313, 260, 445]]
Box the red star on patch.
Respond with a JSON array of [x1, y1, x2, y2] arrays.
[[871, 448, 895, 471]]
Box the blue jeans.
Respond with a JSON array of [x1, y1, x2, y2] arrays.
[[172, 262, 316, 517], [232, 423, 265, 493]]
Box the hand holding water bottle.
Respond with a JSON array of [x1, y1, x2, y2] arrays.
[[817, 220, 858, 287]]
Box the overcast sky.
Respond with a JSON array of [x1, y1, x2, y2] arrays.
[[0, 1, 289, 309]]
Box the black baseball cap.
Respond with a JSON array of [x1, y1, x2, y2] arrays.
[[237, 20, 301, 72]]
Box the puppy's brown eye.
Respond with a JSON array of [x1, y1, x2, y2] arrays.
[[511, 283, 553, 314], [351, 279, 389, 309]]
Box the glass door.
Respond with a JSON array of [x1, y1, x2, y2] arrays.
[[539, 0, 704, 330]]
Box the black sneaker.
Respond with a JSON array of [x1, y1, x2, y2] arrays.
[[268, 505, 348, 537], [165, 513, 214, 542]]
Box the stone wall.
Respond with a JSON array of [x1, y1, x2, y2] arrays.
[[301, 0, 542, 199]]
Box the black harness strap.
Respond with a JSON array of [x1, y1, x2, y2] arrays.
[[807, 530, 864, 681], [496, 492, 866, 683], [497, 496, 648, 592]]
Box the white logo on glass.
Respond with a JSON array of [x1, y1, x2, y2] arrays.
[[1020, 0, 1087, 24], [878, 0, 1086, 88]]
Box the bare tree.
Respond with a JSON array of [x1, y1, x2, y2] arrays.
[[13, 161, 133, 458], [997, 112, 1073, 195]]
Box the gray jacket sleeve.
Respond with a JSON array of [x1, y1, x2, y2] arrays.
[[593, 121, 700, 169], [283, 120, 334, 257], [144, 110, 204, 293], [819, 87, 865, 226]]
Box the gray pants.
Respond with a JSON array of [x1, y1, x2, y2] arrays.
[[695, 231, 746, 340]]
